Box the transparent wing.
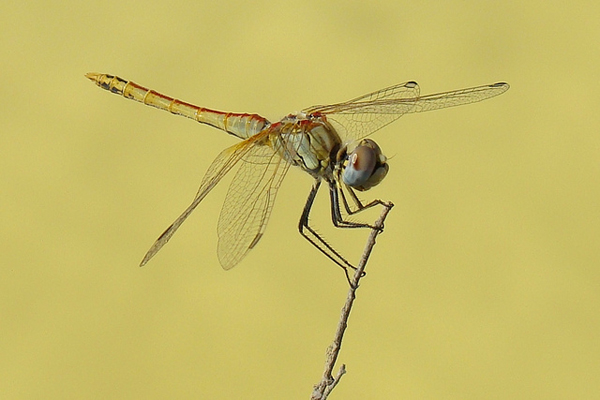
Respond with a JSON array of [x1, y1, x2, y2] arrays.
[[217, 142, 291, 270], [303, 81, 509, 140], [139, 134, 262, 267]]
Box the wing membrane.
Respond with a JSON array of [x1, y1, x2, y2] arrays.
[[304, 81, 509, 140], [139, 136, 260, 267], [217, 143, 291, 269]]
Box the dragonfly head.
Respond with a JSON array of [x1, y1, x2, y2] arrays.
[[339, 139, 389, 191]]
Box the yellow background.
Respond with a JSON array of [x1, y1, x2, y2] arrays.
[[2, 1, 599, 398]]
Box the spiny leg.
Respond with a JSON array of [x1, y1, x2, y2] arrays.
[[298, 179, 357, 284], [340, 182, 387, 216], [330, 180, 385, 231]]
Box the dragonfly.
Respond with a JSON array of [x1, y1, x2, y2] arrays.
[[86, 72, 509, 279]]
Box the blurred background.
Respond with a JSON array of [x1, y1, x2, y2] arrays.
[[2, 1, 599, 398]]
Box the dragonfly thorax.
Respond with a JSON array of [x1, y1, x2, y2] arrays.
[[274, 112, 343, 179]]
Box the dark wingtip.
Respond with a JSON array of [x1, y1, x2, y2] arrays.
[[492, 82, 510, 89]]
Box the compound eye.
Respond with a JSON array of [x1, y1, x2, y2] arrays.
[[341, 139, 389, 191], [342, 146, 375, 189]]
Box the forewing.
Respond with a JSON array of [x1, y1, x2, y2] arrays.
[[139, 137, 258, 267], [406, 82, 509, 113], [217, 142, 291, 270], [303, 81, 509, 140], [303, 81, 420, 140]]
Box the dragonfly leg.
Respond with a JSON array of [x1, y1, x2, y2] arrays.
[[342, 183, 386, 215], [298, 179, 359, 285], [329, 180, 385, 231]]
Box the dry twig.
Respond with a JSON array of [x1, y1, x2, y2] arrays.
[[311, 201, 394, 400]]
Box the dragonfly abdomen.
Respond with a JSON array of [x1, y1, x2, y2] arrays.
[[85, 73, 269, 139]]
